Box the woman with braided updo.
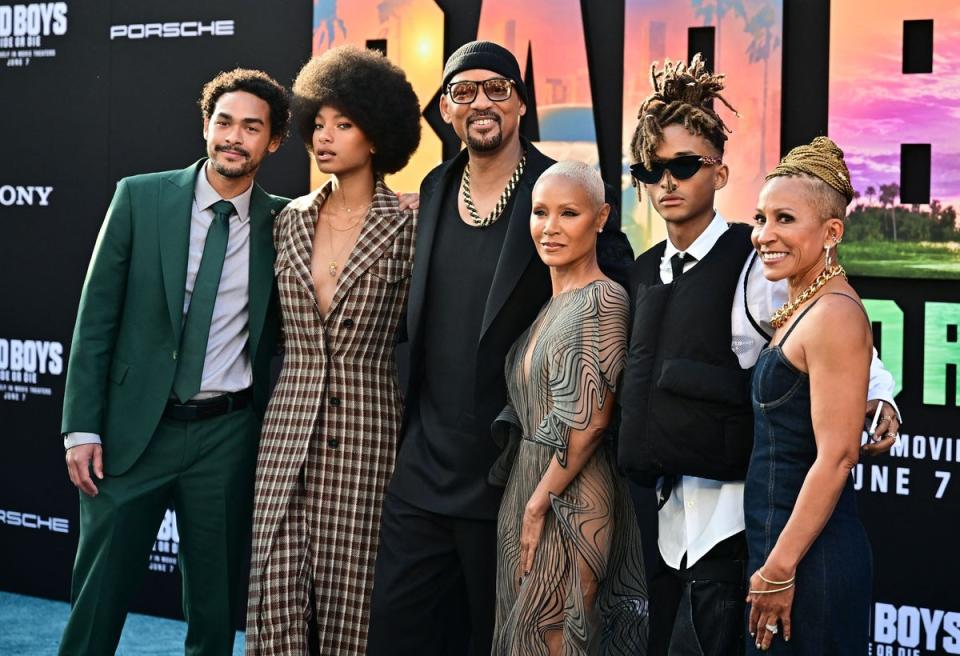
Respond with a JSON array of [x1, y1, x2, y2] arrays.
[[745, 136, 874, 653]]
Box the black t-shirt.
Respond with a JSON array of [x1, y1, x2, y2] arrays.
[[393, 172, 515, 518], [421, 180, 511, 432]]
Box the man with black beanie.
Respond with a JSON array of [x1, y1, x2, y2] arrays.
[[367, 40, 633, 654]]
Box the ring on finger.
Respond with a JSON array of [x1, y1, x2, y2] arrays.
[[884, 432, 897, 438], [765, 622, 779, 635]]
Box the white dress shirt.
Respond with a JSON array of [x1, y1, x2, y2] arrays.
[[65, 163, 255, 449], [656, 212, 899, 569]]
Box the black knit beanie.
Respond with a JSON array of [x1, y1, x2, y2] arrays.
[[441, 40, 528, 103]]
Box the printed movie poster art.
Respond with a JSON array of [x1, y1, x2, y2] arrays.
[[830, 1, 960, 279], [623, 0, 783, 252], [476, 0, 600, 171], [478, 0, 783, 255]]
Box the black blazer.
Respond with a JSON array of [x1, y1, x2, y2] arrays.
[[397, 141, 634, 517]]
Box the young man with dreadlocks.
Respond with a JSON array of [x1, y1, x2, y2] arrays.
[[617, 55, 901, 655]]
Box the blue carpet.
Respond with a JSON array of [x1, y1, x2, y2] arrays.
[[0, 592, 245, 655]]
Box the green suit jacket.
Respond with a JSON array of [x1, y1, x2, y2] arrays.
[[61, 159, 288, 476]]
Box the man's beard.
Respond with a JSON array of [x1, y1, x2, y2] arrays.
[[210, 146, 258, 178], [466, 130, 503, 153], [465, 113, 503, 153]]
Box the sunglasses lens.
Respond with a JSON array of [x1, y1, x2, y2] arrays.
[[449, 82, 477, 104], [630, 162, 666, 184], [667, 156, 705, 180], [483, 79, 512, 101], [631, 155, 716, 184]]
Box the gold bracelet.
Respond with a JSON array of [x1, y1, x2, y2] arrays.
[[748, 582, 795, 595], [758, 571, 795, 586]]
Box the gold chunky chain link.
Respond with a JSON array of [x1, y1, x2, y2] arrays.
[[770, 264, 847, 329], [461, 152, 527, 227]]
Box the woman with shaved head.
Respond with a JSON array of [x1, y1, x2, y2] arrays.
[[491, 161, 648, 654]]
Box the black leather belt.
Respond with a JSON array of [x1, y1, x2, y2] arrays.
[[164, 388, 252, 421]]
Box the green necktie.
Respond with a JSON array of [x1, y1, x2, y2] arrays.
[[172, 200, 234, 402]]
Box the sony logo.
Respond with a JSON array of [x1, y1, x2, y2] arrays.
[[0, 185, 53, 206], [109, 20, 234, 41], [0, 509, 69, 533]]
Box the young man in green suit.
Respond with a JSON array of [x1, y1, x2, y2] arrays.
[[59, 69, 290, 655]]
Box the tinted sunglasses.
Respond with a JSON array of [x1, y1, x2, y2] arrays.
[[446, 77, 515, 104], [629, 154, 722, 185]]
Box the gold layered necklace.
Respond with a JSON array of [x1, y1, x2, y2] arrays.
[[323, 214, 364, 277], [461, 152, 527, 227], [320, 186, 372, 277], [770, 264, 847, 329]]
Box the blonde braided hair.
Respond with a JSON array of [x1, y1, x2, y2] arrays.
[[630, 53, 739, 169], [766, 136, 855, 205]]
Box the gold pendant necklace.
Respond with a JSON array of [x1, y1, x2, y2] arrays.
[[461, 152, 527, 227], [770, 264, 847, 329], [322, 211, 364, 278]]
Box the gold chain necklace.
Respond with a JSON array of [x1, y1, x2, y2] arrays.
[[321, 211, 364, 278], [770, 264, 847, 329], [337, 188, 372, 215], [461, 152, 527, 227], [325, 209, 366, 232]]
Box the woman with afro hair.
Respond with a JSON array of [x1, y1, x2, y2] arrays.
[[246, 45, 421, 655]]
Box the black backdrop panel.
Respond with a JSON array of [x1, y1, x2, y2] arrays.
[[103, 1, 311, 198], [0, 0, 310, 618], [854, 276, 960, 656], [0, 0, 112, 602]]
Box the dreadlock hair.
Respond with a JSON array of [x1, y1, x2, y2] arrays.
[[629, 53, 738, 171]]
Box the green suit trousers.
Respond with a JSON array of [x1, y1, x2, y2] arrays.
[[58, 406, 259, 656]]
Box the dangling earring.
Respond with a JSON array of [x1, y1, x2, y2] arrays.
[[824, 235, 839, 268]]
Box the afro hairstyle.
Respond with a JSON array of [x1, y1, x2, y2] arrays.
[[292, 45, 421, 175]]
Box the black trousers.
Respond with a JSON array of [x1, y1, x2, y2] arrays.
[[649, 531, 748, 656], [367, 493, 498, 656]]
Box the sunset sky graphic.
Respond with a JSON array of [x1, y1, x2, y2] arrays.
[[829, 1, 960, 209]]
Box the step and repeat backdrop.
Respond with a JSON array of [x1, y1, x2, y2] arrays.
[[1, 1, 958, 652]]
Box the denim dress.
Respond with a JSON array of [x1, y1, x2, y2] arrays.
[[745, 296, 872, 654]]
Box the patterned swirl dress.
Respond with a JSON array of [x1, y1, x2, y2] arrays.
[[493, 280, 649, 655]]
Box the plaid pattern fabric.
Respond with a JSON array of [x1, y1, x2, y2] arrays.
[[246, 179, 415, 655]]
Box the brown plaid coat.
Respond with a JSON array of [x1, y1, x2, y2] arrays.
[[246, 179, 414, 655]]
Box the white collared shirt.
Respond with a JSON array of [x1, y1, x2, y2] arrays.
[[657, 212, 899, 568], [65, 163, 255, 449]]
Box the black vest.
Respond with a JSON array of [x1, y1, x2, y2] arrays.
[[618, 223, 756, 485]]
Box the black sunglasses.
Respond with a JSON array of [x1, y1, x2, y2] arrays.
[[630, 154, 722, 185], [445, 77, 515, 104]]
